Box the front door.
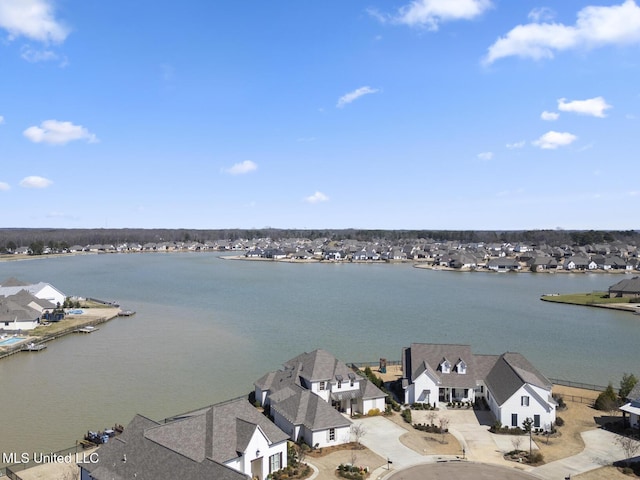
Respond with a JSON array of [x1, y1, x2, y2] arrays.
[[251, 457, 263, 480]]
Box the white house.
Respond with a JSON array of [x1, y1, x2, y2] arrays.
[[0, 278, 66, 306], [80, 398, 289, 480], [402, 344, 557, 431], [0, 294, 47, 331], [255, 349, 386, 447], [620, 384, 640, 430]]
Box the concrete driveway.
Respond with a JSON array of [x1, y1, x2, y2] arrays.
[[527, 429, 640, 479], [352, 416, 426, 468]]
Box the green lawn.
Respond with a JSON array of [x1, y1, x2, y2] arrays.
[[541, 292, 638, 305]]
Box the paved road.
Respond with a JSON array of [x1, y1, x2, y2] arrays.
[[387, 462, 539, 480]]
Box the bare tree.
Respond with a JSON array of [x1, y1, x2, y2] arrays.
[[427, 410, 437, 426], [616, 435, 640, 466], [351, 423, 367, 446], [438, 417, 450, 444], [511, 435, 523, 452]]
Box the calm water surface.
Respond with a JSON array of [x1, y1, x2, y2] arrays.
[[0, 253, 637, 461]]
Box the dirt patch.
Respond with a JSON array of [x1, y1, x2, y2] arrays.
[[306, 446, 386, 479], [385, 412, 462, 456], [574, 465, 635, 480]]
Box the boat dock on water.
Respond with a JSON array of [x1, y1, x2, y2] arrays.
[[21, 342, 47, 352]]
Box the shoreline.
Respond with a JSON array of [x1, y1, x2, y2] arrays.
[[0, 307, 121, 360]]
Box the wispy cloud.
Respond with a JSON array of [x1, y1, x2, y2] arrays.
[[370, 0, 492, 30], [506, 140, 526, 149], [484, 0, 640, 64], [223, 160, 258, 175], [528, 7, 556, 23], [0, 115, 4, 124], [532, 131, 578, 149], [23, 120, 98, 145], [558, 96, 611, 117], [337, 86, 379, 108], [0, 181, 10, 191], [477, 151, 494, 160], [19, 176, 53, 188], [304, 191, 329, 204], [0, 0, 69, 43], [541, 111, 559, 121]]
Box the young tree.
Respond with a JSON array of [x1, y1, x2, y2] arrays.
[[522, 417, 534, 458], [619, 373, 638, 400], [438, 417, 450, 444], [350, 424, 366, 446]]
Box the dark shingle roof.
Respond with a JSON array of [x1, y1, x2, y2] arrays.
[[81, 414, 248, 480], [405, 343, 478, 388], [484, 353, 552, 406], [271, 387, 351, 431]]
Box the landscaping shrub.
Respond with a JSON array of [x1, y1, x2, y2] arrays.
[[555, 416, 564, 427], [401, 409, 412, 424], [595, 383, 619, 411], [528, 451, 544, 464], [367, 408, 381, 416]]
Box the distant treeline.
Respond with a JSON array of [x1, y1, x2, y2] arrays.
[[0, 228, 638, 250]]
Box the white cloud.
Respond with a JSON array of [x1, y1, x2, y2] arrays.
[[19, 176, 53, 188], [304, 191, 329, 204], [23, 120, 98, 145], [224, 160, 258, 175], [375, 0, 492, 30], [557, 96, 612, 117], [337, 86, 379, 108], [477, 151, 493, 160], [528, 7, 556, 23], [0, 181, 10, 191], [484, 0, 640, 64], [0, 115, 4, 124], [0, 0, 69, 43], [506, 140, 526, 149], [20, 44, 58, 62], [541, 110, 559, 121], [532, 131, 578, 149]]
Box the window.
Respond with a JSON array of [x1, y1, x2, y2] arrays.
[[534, 415, 540, 428], [350, 378, 355, 387], [319, 381, 325, 391], [521, 396, 530, 406], [511, 413, 518, 427], [269, 453, 282, 473], [329, 428, 336, 441], [337, 380, 342, 389]]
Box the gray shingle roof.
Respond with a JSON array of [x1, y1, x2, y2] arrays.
[[484, 353, 552, 406], [405, 343, 478, 388], [283, 349, 354, 383], [271, 387, 351, 431], [81, 414, 249, 480], [158, 397, 289, 464]]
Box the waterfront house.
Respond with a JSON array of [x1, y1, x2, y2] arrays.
[[255, 349, 386, 447], [401, 343, 557, 431], [0, 277, 66, 306], [608, 277, 640, 298], [486, 258, 521, 272], [80, 397, 289, 480], [620, 384, 640, 430], [0, 295, 42, 331]]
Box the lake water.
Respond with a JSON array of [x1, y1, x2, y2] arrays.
[[0, 252, 638, 462]]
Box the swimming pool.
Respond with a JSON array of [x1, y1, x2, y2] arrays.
[[0, 337, 26, 346]]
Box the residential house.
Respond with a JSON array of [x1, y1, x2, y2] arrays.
[[0, 277, 66, 306], [620, 384, 640, 430], [401, 343, 557, 431], [608, 277, 640, 298], [563, 256, 597, 271], [80, 397, 288, 480], [486, 258, 521, 272], [255, 349, 386, 447]]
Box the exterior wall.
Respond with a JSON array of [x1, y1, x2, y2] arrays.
[[231, 428, 288, 480], [305, 425, 351, 449], [361, 396, 386, 415], [406, 373, 439, 406], [309, 380, 331, 402], [271, 409, 297, 440], [493, 385, 555, 431], [255, 386, 268, 406], [34, 284, 65, 305], [1, 319, 39, 331]]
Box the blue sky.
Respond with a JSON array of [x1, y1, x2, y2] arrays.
[[1, 0, 639, 230]]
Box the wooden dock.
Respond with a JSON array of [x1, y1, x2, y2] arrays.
[[21, 343, 47, 352], [75, 326, 98, 333]]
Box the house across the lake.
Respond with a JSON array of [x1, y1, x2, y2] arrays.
[[401, 343, 557, 431]]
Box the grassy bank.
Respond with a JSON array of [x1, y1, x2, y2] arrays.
[[541, 292, 639, 307]]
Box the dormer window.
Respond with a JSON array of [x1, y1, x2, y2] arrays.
[[440, 359, 451, 374], [456, 360, 467, 374]]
